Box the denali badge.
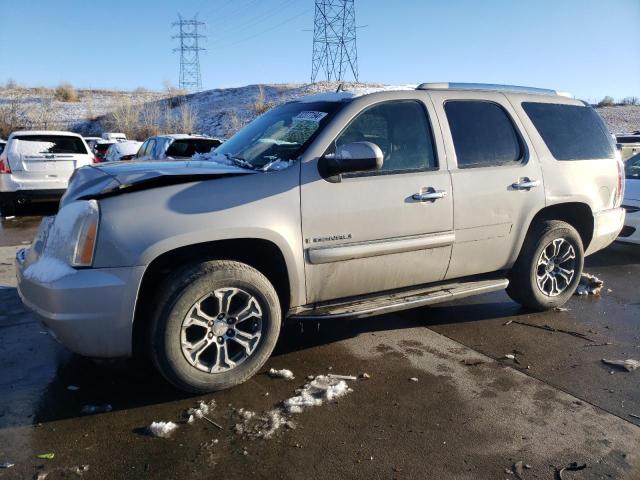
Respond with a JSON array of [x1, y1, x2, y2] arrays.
[[305, 234, 353, 244]]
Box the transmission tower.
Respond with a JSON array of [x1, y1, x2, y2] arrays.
[[172, 15, 206, 91], [311, 0, 359, 83]]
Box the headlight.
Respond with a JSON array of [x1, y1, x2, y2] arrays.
[[45, 200, 100, 268]]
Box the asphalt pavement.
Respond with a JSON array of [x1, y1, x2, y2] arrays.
[[0, 210, 638, 480]]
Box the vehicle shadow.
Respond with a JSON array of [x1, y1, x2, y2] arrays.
[[585, 241, 640, 268]]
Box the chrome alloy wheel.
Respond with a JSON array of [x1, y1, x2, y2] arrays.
[[535, 238, 576, 297], [180, 288, 263, 373]]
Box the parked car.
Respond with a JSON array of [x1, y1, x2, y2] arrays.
[[617, 152, 640, 244], [0, 131, 93, 216], [134, 134, 222, 161], [0, 139, 6, 156], [616, 132, 640, 161], [103, 141, 143, 162], [102, 132, 127, 142], [16, 83, 625, 393], [92, 140, 115, 163]]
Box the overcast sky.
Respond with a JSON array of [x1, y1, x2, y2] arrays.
[[1, 0, 638, 101]]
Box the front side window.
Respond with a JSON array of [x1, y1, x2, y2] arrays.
[[522, 102, 615, 160], [335, 100, 437, 173], [136, 140, 148, 158], [13, 135, 88, 155], [445, 101, 523, 168], [214, 101, 344, 169]]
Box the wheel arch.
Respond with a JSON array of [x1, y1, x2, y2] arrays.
[[515, 202, 594, 264], [132, 238, 293, 360]]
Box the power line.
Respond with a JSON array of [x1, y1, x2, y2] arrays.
[[172, 14, 207, 91], [311, 0, 359, 83], [215, 8, 311, 49], [209, 0, 299, 41]]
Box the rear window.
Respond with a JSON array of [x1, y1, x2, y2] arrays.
[[95, 143, 113, 153], [626, 154, 640, 180], [445, 100, 523, 168], [13, 135, 88, 155], [166, 139, 222, 158], [0, 143, 5, 155], [522, 102, 615, 160], [616, 136, 640, 144]]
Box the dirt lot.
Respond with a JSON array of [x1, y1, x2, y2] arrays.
[[0, 211, 639, 479]]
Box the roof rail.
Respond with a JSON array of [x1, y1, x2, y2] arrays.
[[416, 82, 572, 98]]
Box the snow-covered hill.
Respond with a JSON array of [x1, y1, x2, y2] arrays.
[[0, 82, 638, 139]]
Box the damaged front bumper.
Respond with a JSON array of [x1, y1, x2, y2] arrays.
[[16, 247, 144, 358]]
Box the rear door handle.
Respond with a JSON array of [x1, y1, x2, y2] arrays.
[[412, 189, 448, 202], [512, 179, 540, 190]]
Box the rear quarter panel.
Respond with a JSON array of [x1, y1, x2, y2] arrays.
[[507, 94, 619, 214]]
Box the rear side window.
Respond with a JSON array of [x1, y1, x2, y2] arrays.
[[522, 102, 615, 160], [445, 101, 523, 168], [13, 135, 88, 154]]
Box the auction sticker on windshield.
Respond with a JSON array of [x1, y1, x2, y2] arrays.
[[292, 111, 328, 123]]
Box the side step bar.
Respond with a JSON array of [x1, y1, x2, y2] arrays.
[[289, 277, 509, 320]]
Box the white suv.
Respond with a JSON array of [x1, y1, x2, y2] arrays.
[[0, 131, 93, 216]]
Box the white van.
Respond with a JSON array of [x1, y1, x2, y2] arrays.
[[0, 131, 94, 215]]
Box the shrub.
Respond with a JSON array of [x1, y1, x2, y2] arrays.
[[54, 83, 79, 102], [252, 86, 275, 115], [597, 96, 616, 107]]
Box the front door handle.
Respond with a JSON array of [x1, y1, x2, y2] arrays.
[[412, 189, 448, 202], [512, 179, 540, 190]]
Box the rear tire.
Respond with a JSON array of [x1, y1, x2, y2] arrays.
[[507, 220, 583, 311], [150, 260, 281, 393]]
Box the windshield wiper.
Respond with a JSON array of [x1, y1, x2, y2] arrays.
[[223, 153, 257, 171]]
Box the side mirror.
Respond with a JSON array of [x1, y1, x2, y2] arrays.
[[322, 141, 384, 177]]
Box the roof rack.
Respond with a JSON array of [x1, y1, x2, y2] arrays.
[[416, 82, 572, 98]]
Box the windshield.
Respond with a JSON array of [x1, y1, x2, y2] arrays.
[[626, 154, 640, 179], [214, 101, 345, 168]]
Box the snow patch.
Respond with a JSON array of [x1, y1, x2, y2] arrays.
[[268, 368, 295, 380], [283, 375, 351, 414], [576, 273, 604, 295], [149, 421, 178, 438], [10, 139, 55, 156], [234, 408, 295, 439], [186, 399, 216, 419], [23, 257, 76, 283]]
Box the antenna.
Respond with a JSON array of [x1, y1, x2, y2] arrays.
[[172, 14, 206, 91], [311, 0, 359, 83]]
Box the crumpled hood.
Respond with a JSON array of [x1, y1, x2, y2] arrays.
[[61, 160, 256, 205]]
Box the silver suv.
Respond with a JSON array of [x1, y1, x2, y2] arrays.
[[16, 83, 625, 392]]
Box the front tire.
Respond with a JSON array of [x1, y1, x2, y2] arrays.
[[150, 260, 281, 393], [507, 220, 584, 311]]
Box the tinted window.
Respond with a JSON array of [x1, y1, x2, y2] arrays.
[[522, 102, 615, 160], [616, 136, 640, 144], [94, 143, 113, 154], [0, 143, 5, 155], [13, 135, 88, 154], [336, 101, 437, 173], [144, 139, 157, 159], [626, 154, 640, 180], [445, 101, 522, 168], [166, 139, 221, 158]]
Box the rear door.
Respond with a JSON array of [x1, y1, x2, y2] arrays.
[[8, 134, 91, 183], [300, 94, 454, 303], [429, 91, 546, 279]]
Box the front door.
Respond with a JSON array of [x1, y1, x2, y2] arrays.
[[428, 91, 546, 279], [300, 95, 454, 303]]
